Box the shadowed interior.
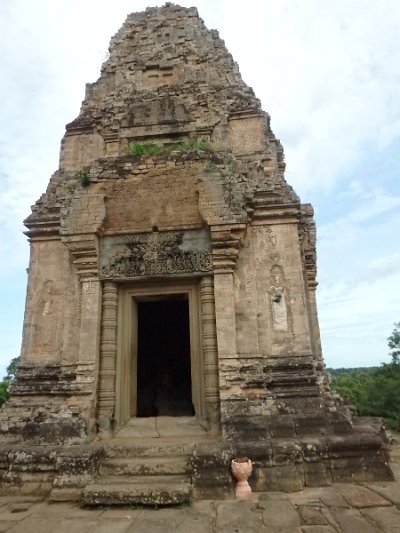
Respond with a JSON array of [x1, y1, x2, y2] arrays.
[[136, 296, 194, 417]]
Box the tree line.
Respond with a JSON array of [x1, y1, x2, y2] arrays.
[[0, 356, 19, 406], [329, 322, 400, 431]]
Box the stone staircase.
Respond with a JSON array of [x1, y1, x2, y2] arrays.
[[82, 439, 195, 506]]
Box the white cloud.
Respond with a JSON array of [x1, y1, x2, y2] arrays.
[[0, 0, 399, 369], [217, 0, 400, 193], [318, 271, 400, 367]]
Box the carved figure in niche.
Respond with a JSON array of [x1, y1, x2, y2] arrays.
[[31, 280, 60, 353], [143, 231, 161, 262], [269, 265, 288, 331], [83, 280, 96, 295], [265, 227, 277, 247]]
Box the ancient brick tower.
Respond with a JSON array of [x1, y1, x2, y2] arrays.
[[0, 4, 392, 503]]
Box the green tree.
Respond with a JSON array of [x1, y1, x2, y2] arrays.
[[0, 380, 9, 406], [388, 322, 400, 365], [329, 322, 400, 431], [5, 356, 20, 381], [0, 356, 20, 407]]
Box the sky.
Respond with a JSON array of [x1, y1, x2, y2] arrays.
[[0, 0, 399, 375]]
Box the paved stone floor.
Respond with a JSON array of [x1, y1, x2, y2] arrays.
[[0, 439, 399, 532]]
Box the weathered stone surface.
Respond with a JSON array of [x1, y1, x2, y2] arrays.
[[30, 500, 102, 518], [0, 521, 15, 532], [258, 497, 300, 527], [303, 461, 332, 487], [0, 449, 398, 533], [256, 464, 304, 492], [83, 475, 192, 506], [301, 526, 337, 533], [81, 519, 131, 533], [329, 508, 381, 533], [0, 2, 393, 502], [364, 481, 400, 505], [215, 500, 268, 533], [360, 506, 400, 531], [289, 487, 350, 509], [2, 517, 62, 533], [191, 440, 234, 499], [297, 504, 329, 525], [335, 483, 392, 508], [125, 502, 216, 533]]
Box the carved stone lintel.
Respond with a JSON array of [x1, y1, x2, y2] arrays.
[[101, 231, 212, 279]]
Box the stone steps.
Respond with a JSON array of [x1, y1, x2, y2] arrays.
[[100, 456, 189, 476], [102, 439, 195, 458], [82, 438, 195, 506], [82, 474, 192, 506]]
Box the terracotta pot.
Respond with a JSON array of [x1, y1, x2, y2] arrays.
[[231, 457, 252, 499]]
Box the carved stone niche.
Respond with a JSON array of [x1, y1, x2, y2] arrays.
[[100, 228, 212, 280]]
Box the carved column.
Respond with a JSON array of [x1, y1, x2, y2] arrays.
[[97, 282, 118, 433], [200, 276, 220, 433]]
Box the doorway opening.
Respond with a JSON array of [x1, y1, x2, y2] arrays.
[[136, 296, 194, 417]]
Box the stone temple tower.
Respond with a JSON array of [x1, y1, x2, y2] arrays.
[[0, 4, 392, 504]]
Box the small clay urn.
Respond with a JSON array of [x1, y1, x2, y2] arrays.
[[231, 457, 252, 499]]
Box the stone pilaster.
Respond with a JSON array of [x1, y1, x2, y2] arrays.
[[63, 234, 103, 424], [97, 282, 118, 434], [213, 273, 237, 359], [300, 204, 326, 387], [200, 276, 220, 433], [210, 225, 245, 358], [210, 224, 246, 437], [78, 280, 102, 365]]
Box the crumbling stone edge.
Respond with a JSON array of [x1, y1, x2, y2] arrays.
[[0, 431, 393, 503]]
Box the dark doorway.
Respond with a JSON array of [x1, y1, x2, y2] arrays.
[[136, 296, 194, 417]]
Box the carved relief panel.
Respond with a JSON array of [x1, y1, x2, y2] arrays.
[[100, 229, 212, 280], [29, 280, 61, 357], [269, 265, 288, 332]]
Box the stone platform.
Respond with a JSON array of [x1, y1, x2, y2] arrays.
[[0, 416, 393, 506], [0, 436, 398, 532]]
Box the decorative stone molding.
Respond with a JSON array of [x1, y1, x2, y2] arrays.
[[210, 224, 246, 273], [299, 204, 325, 383], [247, 190, 300, 225], [299, 204, 317, 289], [263, 355, 320, 398], [62, 234, 99, 281], [24, 216, 61, 240], [10, 363, 92, 396]]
